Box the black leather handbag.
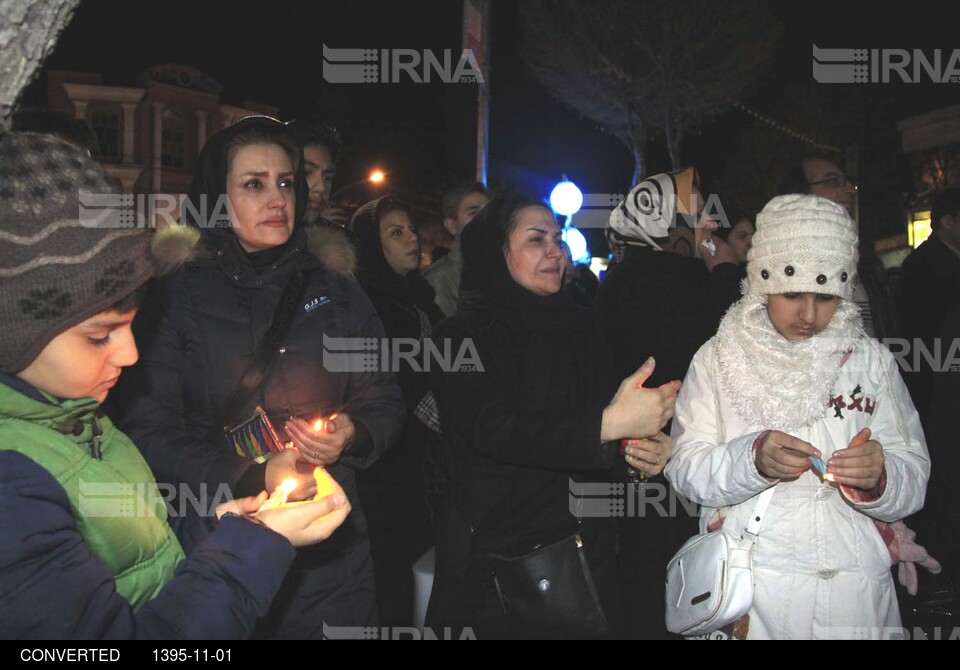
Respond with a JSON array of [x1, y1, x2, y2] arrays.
[[487, 530, 609, 639]]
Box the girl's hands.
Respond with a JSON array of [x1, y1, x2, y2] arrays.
[[829, 428, 885, 496], [755, 430, 820, 481]]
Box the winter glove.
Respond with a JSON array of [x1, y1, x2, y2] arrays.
[[875, 520, 942, 596]]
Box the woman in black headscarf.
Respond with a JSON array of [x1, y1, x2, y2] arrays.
[[351, 196, 446, 404], [114, 116, 404, 638], [426, 193, 678, 639], [349, 195, 445, 626]]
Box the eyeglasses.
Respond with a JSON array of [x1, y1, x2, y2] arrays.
[[807, 174, 858, 189]]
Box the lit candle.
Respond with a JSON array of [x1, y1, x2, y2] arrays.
[[260, 477, 299, 511], [313, 467, 338, 500], [277, 478, 298, 503], [313, 413, 338, 433]]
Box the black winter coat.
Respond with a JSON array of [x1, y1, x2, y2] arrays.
[[426, 195, 621, 638], [432, 309, 619, 547], [114, 226, 404, 636], [350, 195, 445, 625], [898, 235, 960, 419], [593, 246, 740, 639], [594, 247, 742, 385]]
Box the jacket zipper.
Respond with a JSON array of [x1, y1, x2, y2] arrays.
[[89, 417, 103, 460]]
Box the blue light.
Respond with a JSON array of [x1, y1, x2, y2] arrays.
[[562, 225, 590, 264], [550, 180, 583, 217]]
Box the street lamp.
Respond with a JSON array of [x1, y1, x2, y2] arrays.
[[331, 169, 388, 204], [550, 177, 590, 264], [550, 178, 583, 218]]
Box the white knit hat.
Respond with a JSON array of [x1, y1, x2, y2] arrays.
[[746, 194, 859, 300]]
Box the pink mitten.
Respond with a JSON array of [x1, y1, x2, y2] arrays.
[[883, 520, 943, 596], [898, 559, 920, 596]]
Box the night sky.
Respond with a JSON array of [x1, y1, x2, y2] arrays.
[[22, 0, 960, 245]]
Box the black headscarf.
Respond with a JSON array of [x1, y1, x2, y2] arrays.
[[456, 193, 618, 441], [350, 195, 439, 314], [184, 116, 308, 265], [459, 192, 597, 333]]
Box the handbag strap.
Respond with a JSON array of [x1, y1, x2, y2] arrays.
[[219, 270, 310, 429], [740, 486, 776, 543]]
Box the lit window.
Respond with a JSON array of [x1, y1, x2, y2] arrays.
[[90, 108, 120, 159], [909, 210, 931, 249], [161, 109, 186, 168]]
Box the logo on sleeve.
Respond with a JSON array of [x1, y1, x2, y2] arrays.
[[304, 296, 331, 314]]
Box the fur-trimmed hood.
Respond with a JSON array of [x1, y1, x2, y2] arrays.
[[150, 224, 356, 277], [150, 224, 200, 277], [304, 224, 357, 277]]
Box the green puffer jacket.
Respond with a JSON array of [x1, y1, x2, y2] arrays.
[[0, 381, 183, 609]]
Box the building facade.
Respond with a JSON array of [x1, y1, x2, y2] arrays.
[[47, 64, 280, 224]]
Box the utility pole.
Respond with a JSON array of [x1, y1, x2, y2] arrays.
[[463, 0, 490, 185]]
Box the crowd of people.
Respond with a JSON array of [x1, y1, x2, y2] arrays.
[[1, 111, 958, 639]]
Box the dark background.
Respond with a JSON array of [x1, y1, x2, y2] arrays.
[[20, 0, 960, 248]]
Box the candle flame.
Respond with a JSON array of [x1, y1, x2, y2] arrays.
[[313, 414, 337, 432], [259, 478, 300, 512], [823, 473, 836, 482], [278, 478, 298, 504]]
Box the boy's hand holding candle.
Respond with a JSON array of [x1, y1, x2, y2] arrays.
[[258, 478, 300, 511], [243, 469, 351, 547], [264, 447, 317, 501]]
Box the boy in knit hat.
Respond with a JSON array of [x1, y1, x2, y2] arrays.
[[665, 194, 931, 639], [0, 132, 349, 639]]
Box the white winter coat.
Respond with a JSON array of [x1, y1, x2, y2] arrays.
[[666, 337, 930, 639]]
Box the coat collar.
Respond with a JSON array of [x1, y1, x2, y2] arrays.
[[199, 227, 314, 288], [0, 373, 103, 440]]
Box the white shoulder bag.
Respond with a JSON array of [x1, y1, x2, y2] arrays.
[[664, 486, 776, 636]]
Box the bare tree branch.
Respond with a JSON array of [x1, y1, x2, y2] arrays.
[[520, 0, 781, 180]]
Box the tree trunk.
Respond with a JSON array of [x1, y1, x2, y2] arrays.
[[666, 118, 683, 171], [626, 108, 647, 186], [0, 0, 80, 127]]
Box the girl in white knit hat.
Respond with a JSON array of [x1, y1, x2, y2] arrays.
[[665, 194, 931, 639]]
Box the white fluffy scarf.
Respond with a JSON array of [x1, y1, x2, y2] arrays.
[[713, 294, 865, 433]]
